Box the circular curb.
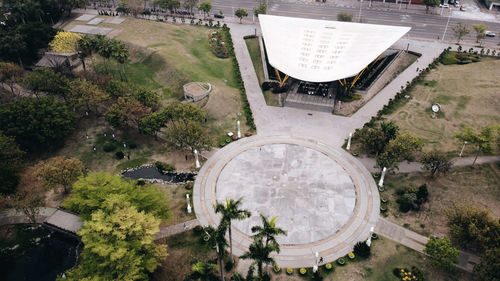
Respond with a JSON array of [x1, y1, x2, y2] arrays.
[[193, 135, 379, 268]]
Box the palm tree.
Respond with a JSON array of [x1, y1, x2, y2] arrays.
[[95, 35, 113, 73], [76, 35, 94, 71], [205, 224, 228, 281], [185, 261, 219, 281], [240, 239, 277, 279], [111, 40, 129, 81], [251, 215, 287, 274], [215, 198, 251, 264]]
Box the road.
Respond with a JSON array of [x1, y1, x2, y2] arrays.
[[209, 0, 500, 45]]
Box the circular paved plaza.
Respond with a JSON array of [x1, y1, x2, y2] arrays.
[[193, 135, 379, 267]]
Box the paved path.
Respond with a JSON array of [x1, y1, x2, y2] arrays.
[[358, 155, 500, 174], [155, 219, 200, 240], [0, 207, 57, 225]]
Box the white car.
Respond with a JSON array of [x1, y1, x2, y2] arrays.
[[485, 31, 496, 37], [439, 3, 450, 8], [454, 1, 460, 7]]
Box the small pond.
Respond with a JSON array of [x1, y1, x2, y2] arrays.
[[121, 165, 196, 184], [0, 224, 80, 281]]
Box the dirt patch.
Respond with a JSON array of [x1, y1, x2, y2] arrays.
[[337, 51, 418, 116], [383, 163, 500, 237]]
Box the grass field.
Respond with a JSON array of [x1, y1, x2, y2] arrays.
[[244, 37, 280, 106], [383, 162, 500, 237], [385, 57, 500, 154]]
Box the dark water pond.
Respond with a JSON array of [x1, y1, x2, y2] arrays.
[[121, 165, 196, 183], [0, 224, 80, 281]]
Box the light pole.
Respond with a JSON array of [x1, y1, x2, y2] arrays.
[[194, 149, 201, 168], [366, 226, 374, 247], [459, 141, 467, 157], [346, 132, 352, 151], [313, 251, 319, 273], [186, 194, 192, 214], [378, 167, 387, 188], [441, 7, 452, 41]]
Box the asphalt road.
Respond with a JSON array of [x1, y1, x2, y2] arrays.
[[209, 0, 500, 45]]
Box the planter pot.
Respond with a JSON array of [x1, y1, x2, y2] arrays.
[[381, 197, 388, 203], [337, 258, 346, 266], [286, 268, 293, 275], [348, 252, 355, 260], [299, 268, 307, 275], [325, 263, 333, 270], [378, 187, 385, 192], [380, 206, 388, 212], [371, 233, 379, 240]]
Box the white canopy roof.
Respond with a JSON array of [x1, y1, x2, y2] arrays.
[[259, 15, 411, 83]]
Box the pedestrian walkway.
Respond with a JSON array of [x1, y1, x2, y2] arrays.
[[358, 155, 500, 174], [155, 219, 200, 240], [0, 207, 57, 225]]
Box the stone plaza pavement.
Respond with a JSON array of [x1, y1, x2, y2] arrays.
[[192, 22, 482, 272]]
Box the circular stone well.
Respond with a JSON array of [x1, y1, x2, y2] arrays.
[[216, 143, 356, 245]]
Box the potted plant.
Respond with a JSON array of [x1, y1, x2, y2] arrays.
[[286, 268, 293, 275], [348, 252, 355, 260], [337, 258, 346, 265], [299, 268, 307, 275]]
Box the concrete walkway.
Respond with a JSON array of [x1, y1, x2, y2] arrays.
[[0, 207, 57, 225], [358, 155, 500, 174], [155, 219, 200, 240]]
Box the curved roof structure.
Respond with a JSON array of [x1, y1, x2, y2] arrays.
[[259, 15, 411, 83]]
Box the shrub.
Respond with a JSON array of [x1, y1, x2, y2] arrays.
[[325, 263, 333, 270], [416, 184, 428, 203], [136, 179, 146, 186], [193, 225, 203, 234], [273, 264, 281, 273], [353, 241, 371, 258], [243, 35, 257, 39], [337, 258, 346, 265], [347, 252, 355, 260], [184, 182, 193, 190], [115, 151, 124, 159], [286, 268, 293, 275], [224, 260, 234, 271], [103, 142, 117, 152], [155, 161, 175, 173], [299, 268, 307, 275], [128, 142, 138, 149]]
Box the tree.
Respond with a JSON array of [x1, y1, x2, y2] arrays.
[[444, 202, 500, 252], [455, 126, 496, 165], [198, 1, 212, 18], [253, 2, 267, 17], [240, 238, 277, 280], [377, 132, 423, 170], [120, 0, 145, 17], [11, 189, 44, 224], [234, 8, 248, 24], [68, 79, 109, 114], [111, 39, 129, 81], [0, 130, 25, 194], [165, 102, 206, 124], [424, 236, 459, 272], [353, 241, 371, 258], [21, 67, 70, 97], [34, 156, 84, 193], [165, 119, 213, 152], [49, 31, 82, 53], [133, 88, 160, 109], [204, 223, 228, 281], [155, 0, 181, 13], [139, 112, 167, 138], [423, 0, 440, 13], [62, 195, 167, 281], [472, 24, 487, 45], [0, 97, 76, 152], [184, 0, 199, 14], [0, 62, 24, 97], [474, 247, 500, 281], [105, 97, 151, 130], [336, 11, 353, 22], [76, 35, 94, 70], [452, 23, 470, 44], [215, 198, 251, 264], [186, 261, 219, 281], [420, 151, 453, 177], [251, 215, 287, 275], [61, 172, 170, 221]]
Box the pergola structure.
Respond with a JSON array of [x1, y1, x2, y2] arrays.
[[259, 15, 411, 90]]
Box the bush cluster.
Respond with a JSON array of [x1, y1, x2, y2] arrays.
[[222, 26, 256, 131], [208, 31, 228, 58], [393, 266, 424, 281], [154, 161, 175, 173], [396, 184, 428, 213]]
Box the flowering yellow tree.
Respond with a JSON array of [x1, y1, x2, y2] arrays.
[[49, 31, 82, 53]]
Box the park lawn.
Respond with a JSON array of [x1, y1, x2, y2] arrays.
[[153, 183, 196, 227], [385, 57, 500, 154], [244, 37, 280, 106], [272, 237, 465, 281], [382, 162, 500, 237]]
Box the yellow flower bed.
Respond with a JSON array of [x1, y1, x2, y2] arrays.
[[49, 31, 82, 53], [325, 263, 333, 270], [286, 268, 293, 275], [299, 268, 307, 275]]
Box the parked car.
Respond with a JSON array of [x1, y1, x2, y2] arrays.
[[459, 5, 466, 11], [439, 3, 450, 8], [485, 31, 496, 37], [454, 1, 460, 7], [214, 13, 224, 19]]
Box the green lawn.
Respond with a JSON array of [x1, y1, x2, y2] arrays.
[[244, 37, 280, 106]]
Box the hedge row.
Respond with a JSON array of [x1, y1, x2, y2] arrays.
[[222, 26, 256, 131]]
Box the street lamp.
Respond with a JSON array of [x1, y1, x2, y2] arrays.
[[459, 141, 467, 157], [313, 251, 319, 273]]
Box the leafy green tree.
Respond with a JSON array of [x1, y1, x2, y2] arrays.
[[155, 0, 181, 13], [0, 97, 76, 152], [240, 238, 277, 280], [120, 0, 145, 17], [234, 8, 248, 23], [62, 194, 167, 281], [336, 11, 353, 22], [133, 88, 160, 109], [215, 198, 251, 264], [423, 0, 440, 12], [251, 215, 287, 275], [165, 119, 213, 152], [0, 130, 24, 194], [452, 23, 470, 44], [198, 1, 212, 18], [185, 260, 219, 281], [424, 235, 459, 272], [472, 24, 487, 45], [139, 112, 167, 138], [0, 62, 24, 97], [353, 241, 371, 258], [21, 67, 70, 97], [34, 156, 84, 193], [253, 2, 267, 17], [183, 0, 199, 14], [61, 172, 170, 220], [455, 126, 496, 165], [111, 39, 129, 81], [377, 132, 423, 170], [474, 247, 500, 281], [106, 79, 131, 98], [68, 79, 109, 114], [420, 151, 453, 177], [165, 102, 206, 124], [105, 97, 151, 130], [76, 34, 94, 70]]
